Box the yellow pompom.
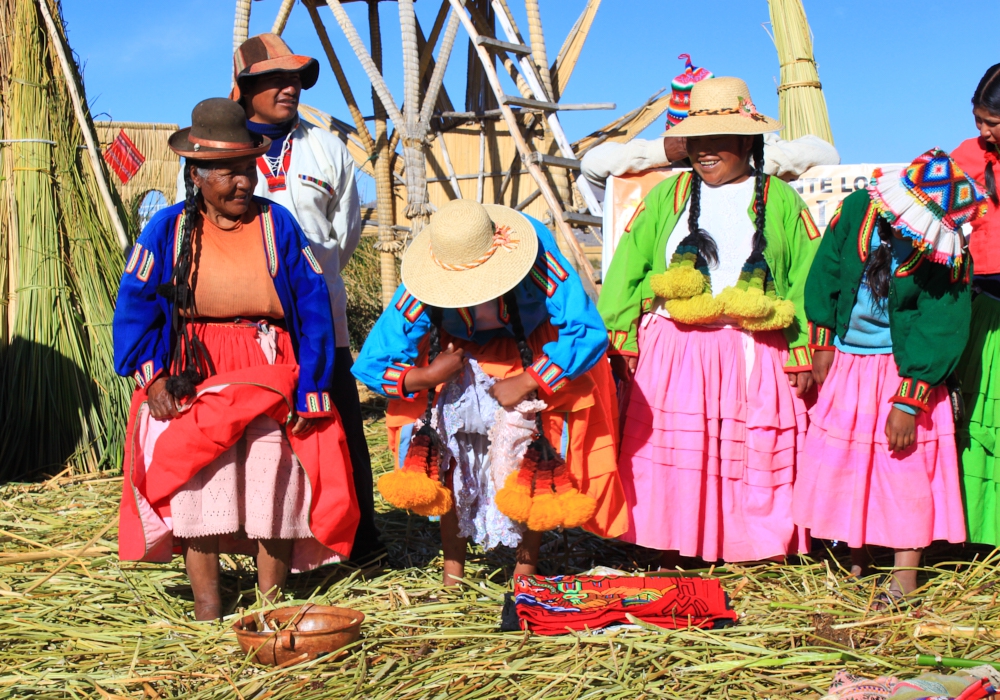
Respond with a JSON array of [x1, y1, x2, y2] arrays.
[[378, 470, 439, 509], [495, 473, 533, 523], [526, 492, 564, 532], [650, 266, 705, 300], [557, 490, 598, 529], [719, 286, 772, 319], [740, 298, 796, 331], [411, 484, 454, 517], [664, 293, 724, 325]]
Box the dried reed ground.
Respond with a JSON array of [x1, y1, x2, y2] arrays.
[[2, 401, 1000, 699]]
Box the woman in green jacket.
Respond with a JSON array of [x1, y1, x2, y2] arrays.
[[598, 77, 821, 566], [794, 149, 983, 600]]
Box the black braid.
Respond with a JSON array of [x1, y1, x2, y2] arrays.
[[503, 290, 533, 370], [158, 160, 211, 400], [750, 135, 768, 259], [986, 161, 998, 206], [423, 305, 444, 421], [685, 171, 719, 267], [864, 216, 895, 306]]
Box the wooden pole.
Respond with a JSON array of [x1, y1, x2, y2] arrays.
[[271, 0, 296, 35], [549, 0, 601, 102], [36, 0, 128, 250]]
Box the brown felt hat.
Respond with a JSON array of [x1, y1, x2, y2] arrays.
[[168, 98, 271, 160], [231, 33, 319, 102]]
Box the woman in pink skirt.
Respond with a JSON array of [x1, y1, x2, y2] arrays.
[[598, 78, 821, 566], [794, 149, 985, 600]]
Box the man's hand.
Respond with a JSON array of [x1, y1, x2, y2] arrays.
[[402, 343, 466, 394], [811, 349, 835, 385], [610, 355, 638, 384], [147, 376, 180, 420], [788, 370, 815, 398], [886, 406, 916, 452], [489, 372, 540, 409]]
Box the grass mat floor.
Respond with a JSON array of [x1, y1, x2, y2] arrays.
[[2, 408, 1000, 699]]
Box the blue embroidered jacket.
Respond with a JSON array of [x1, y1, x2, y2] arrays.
[[113, 197, 338, 417], [352, 217, 608, 399]]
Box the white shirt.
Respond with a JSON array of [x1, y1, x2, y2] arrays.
[[665, 176, 757, 294], [177, 120, 361, 347]]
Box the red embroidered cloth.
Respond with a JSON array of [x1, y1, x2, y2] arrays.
[[103, 129, 145, 184]]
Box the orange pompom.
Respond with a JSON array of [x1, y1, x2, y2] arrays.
[[412, 483, 454, 517], [557, 490, 598, 529], [526, 492, 564, 532], [377, 470, 439, 510], [496, 472, 533, 523]]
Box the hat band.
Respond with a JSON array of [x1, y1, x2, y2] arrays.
[[189, 134, 257, 150], [431, 224, 518, 272], [689, 96, 767, 123]]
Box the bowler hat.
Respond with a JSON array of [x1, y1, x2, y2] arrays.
[[168, 98, 271, 160]]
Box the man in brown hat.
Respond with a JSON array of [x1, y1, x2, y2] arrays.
[[225, 33, 380, 559]]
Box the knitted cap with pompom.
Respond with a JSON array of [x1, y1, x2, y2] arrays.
[[666, 54, 714, 128]]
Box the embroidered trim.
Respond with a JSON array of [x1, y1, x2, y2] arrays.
[[829, 201, 843, 231], [302, 246, 323, 274], [125, 244, 143, 274], [403, 298, 425, 323], [895, 249, 924, 278], [526, 355, 567, 394], [498, 295, 510, 324], [609, 330, 628, 351], [858, 202, 878, 263], [173, 211, 186, 264], [808, 322, 836, 351], [543, 252, 569, 281], [298, 173, 335, 196], [258, 141, 292, 192], [752, 176, 771, 215], [674, 172, 692, 214], [457, 307, 474, 335], [303, 391, 332, 414], [136, 249, 155, 282], [893, 377, 932, 411], [800, 209, 821, 240], [790, 346, 812, 368], [624, 202, 646, 233], [133, 360, 156, 389], [529, 263, 558, 297], [258, 203, 279, 277], [381, 363, 413, 399], [395, 290, 413, 311]]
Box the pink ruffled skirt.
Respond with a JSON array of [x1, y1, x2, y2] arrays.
[[618, 315, 809, 562], [793, 351, 966, 549]]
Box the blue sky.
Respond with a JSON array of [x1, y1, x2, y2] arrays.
[[62, 0, 995, 164]]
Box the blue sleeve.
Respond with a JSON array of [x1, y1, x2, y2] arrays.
[[112, 207, 176, 391], [352, 284, 431, 400], [523, 221, 609, 395], [276, 206, 339, 417]]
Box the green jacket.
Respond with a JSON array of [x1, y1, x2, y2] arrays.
[[804, 189, 970, 411], [597, 171, 822, 370]]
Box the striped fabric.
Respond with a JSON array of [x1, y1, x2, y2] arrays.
[[104, 130, 145, 184]]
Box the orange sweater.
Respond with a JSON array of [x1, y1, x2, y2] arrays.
[[190, 207, 285, 319]]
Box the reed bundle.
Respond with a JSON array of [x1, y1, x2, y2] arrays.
[[2, 416, 1000, 699], [767, 0, 835, 145], [0, 0, 132, 480]]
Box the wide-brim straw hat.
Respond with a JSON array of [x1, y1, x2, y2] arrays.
[[401, 200, 539, 309], [664, 77, 781, 138], [168, 97, 270, 160], [231, 33, 319, 102]]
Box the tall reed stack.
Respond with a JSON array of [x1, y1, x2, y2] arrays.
[[0, 0, 132, 480], [768, 0, 834, 145]]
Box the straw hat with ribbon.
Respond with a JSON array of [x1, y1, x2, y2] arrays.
[[168, 98, 270, 160], [869, 148, 988, 268], [401, 200, 539, 308], [664, 77, 781, 138], [230, 33, 319, 103]]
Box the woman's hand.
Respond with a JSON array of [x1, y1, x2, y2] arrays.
[[610, 355, 638, 384], [811, 350, 835, 385], [146, 376, 180, 420], [489, 372, 540, 409], [885, 407, 916, 452], [788, 370, 815, 398], [402, 343, 466, 394], [289, 414, 317, 437]]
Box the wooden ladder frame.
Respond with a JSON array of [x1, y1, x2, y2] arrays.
[[448, 0, 599, 296]]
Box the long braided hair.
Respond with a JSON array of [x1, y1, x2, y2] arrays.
[[973, 63, 1000, 205], [157, 159, 213, 400], [421, 306, 445, 426], [682, 135, 767, 269]]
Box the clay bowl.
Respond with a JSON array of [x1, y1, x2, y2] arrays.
[[233, 604, 364, 667]]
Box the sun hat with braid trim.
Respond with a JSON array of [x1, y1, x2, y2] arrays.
[[663, 76, 781, 137], [401, 200, 539, 309]]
